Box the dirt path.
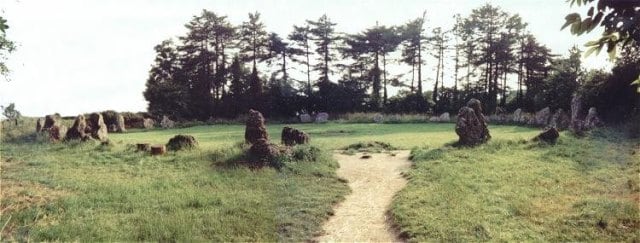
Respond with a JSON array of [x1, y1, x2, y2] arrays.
[[315, 150, 412, 242]]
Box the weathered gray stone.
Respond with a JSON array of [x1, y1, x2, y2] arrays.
[[455, 99, 491, 145], [116, 114, 126, 132], [373, 113, 384, 123], [315, 112, 329, 123], [299, 114, 312, 123], [549, 108, 570, 130], [584, 107, 602, 129], [570, 94, 585, 134], [438, 112, 451, 122], [534, 107, 552, 126], [142, 118, 155, 129], [160, 115, 175, 129]]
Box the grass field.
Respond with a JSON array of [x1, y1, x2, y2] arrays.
[[1, 121, 638, 241]]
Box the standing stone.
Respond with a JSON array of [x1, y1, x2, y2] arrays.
[[245, 109, 269, 144], [512, 108, 523, 123], [36, 118, 43, 133], [116, 114, 126, 133], [549, 108, 570, 130], [455, 99, 491, 145], [142, 118, 155, 129], [48, 124, 67, 142], [534, 127, 560, 144], [429, 116, 439, 122], [65, 114, 89, 141], [373, 113, 384, 123], [281, 127, 309, 146], [584, 107, 602, 129], [534, 107, 552, 126], [570, 94, 585, 134], [160, 115, 175, 129], [315, 112, 329, 123], [86, 113, 108, 141], [299, 113, 312, 123], [438, 112, 451, 122], [43, 114, 60, 130]]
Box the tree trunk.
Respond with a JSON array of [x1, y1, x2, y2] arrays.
[[383, 53, 388, 106]]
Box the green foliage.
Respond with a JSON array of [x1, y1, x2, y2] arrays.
[[2, 103, 21, 124], [391, 130, 640, 242], [562, 0, 639, 60], [0, 15, 15, 80]]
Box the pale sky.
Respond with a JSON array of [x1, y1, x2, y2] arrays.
[[0, 0, 611, 117]]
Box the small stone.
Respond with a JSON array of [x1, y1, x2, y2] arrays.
[[373, 113, 384, 123], [534, 127, 560, 144], [150, 145, 166, 155], [166, 134, 198, 151]]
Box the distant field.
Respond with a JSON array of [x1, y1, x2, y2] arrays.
[[112, 123, 540, 150], [2, 122, 638, 241]]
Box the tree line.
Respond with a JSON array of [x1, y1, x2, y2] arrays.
[[144, 4, 637, 122]]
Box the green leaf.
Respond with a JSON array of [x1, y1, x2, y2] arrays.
[[632, 76, 640, 93], [584, 46, 599, 57]]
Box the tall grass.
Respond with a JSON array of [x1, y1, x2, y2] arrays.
[[391, 129, 640, 242]]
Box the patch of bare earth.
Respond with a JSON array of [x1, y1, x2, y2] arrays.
[[315, 150, 411, 242]]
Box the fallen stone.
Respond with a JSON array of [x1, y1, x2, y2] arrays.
[[166, 134, 198, 151], [534, 127, 560, 144]]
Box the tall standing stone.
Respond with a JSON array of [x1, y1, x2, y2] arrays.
[[549, 108, 570, 130], [245, 109, 269, 144], [534, 107, 552, 126], [36, 118, 43, 133], [116, 114, 126, 133], [455, 99, 491, 145], [584, 107, 602, 129], [86, 113, 108, 141], [570, 94, 585, 134], [65, 114, 89, 140]]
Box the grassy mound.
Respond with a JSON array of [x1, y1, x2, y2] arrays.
[[341, 141, 398, 154], [391, 129, 640, 242]]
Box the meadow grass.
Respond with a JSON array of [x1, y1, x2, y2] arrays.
[[391, 128, 640, 242], [4, 120, 636, 241]]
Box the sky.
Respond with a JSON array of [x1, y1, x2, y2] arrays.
[[0, 0, 613, 117]]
